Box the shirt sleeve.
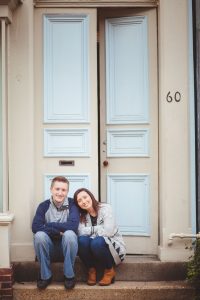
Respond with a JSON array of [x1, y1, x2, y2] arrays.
[[47, 200, 80, 234], [32, 199, 80, 237], [32, 201, 56, 236]]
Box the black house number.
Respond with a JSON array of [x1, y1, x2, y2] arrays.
[[166, 91, 181, 103]]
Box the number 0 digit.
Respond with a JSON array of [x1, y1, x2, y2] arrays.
[[175, 92, 181, 102]]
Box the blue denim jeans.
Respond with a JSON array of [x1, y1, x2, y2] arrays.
[[78, 236, 114, 269], [34, 230, 78, 280]]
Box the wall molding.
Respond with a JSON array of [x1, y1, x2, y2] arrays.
[[11, 243, 35, 262], [194, 0, 200, 231], [34, 0, 158, 8], [0, 0, 23, 12]]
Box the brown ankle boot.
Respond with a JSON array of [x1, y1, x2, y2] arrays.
[[87, 267, 96, 285], [99, 267, 116, 286]]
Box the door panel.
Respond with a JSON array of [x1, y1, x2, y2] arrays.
[[105, 15, 149, 124], [99, 8, 158, 254], [43, 14, 90, 123], [34, 8, 98, 202]]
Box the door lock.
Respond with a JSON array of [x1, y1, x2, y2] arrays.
[[103, 160, 109, 167]]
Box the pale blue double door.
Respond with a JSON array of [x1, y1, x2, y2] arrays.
[[36, 7, 158, 254]]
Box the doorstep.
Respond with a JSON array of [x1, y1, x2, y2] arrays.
[[13, 281, 195, 300]]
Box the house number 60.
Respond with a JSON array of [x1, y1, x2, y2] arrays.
[[166, 91, 181, 103]]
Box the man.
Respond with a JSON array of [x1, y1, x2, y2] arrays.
[[32, 176, 79, 290]]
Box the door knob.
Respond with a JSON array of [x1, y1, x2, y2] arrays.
[[103, 160, 109, 167]]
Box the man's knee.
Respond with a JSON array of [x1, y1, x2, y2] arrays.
[[34, 231, 49, 245], [62, 230, 77, 244]]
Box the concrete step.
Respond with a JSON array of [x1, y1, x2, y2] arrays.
[[13, 256, 187, 283], [13, 281, 195, 300]]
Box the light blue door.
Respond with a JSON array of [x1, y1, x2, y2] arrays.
[[34, 9, 99, 203], [99, 8, 158, 254]]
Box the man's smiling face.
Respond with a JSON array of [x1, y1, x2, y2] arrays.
[[51, 181, 69, 204]]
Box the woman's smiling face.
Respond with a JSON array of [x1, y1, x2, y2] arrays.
[[76, 190, 93, 212]]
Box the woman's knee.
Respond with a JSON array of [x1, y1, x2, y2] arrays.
[[90, 237, 106, 252], [78, 236, 91, 252]]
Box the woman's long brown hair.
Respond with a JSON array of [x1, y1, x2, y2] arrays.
[[73, 188, 100, 223]]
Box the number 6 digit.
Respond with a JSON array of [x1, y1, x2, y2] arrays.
[[166, 91, 173, 102]]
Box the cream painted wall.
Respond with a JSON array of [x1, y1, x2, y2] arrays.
[[8, 0, 35, 261], [5, 0, 194, 262], [158, 0, 192, 261]]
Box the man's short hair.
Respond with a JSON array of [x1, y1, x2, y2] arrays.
[[51, 176, 69, 189]]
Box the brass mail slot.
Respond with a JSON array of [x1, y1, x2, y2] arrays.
[[59, 160, 75, 166]]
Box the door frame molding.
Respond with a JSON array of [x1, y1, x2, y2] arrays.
[[193, 0, 200, 231], [34, 0, 158, 8]]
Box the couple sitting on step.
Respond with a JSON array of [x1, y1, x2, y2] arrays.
[[32, 176, 126, 290]]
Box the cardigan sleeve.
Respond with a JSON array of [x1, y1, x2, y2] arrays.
[[94, 204, 117, 237], [78, 204, 117, 238], [78, 222, 92, 236]]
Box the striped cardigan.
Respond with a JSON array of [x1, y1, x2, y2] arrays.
[[78, 203, 126, 265]]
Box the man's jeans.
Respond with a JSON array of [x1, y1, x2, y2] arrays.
[[34, 230, 78, 280]]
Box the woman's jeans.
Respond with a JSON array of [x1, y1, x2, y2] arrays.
[[34, 230, 78, 280], [78, 236, 114, 270]]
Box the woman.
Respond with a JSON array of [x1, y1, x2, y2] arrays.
[[73, 188, 126, 286]]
